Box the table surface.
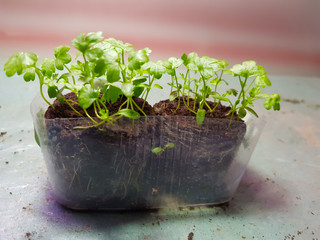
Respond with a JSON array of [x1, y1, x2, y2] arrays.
[[0, 68, 319, 239]]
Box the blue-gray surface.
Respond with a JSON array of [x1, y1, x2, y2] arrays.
[[0, 72, 319, 240]]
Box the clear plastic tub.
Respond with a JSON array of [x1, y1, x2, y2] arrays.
[[31, 95, 266, 210]]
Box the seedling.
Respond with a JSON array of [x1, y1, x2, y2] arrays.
[[4, 32, 163, 128], [152, 142, 175, 155], [163, 53, 281, 124], [4, 31, 281, 127]]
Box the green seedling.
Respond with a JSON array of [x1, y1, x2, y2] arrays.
[[4, 32, 164, 128], [4, 31, 281, 128], [152, 142, 175, 155], [163, 53, 281, 124]]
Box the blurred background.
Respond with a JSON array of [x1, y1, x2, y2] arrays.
[[0, 0, 319, 76]]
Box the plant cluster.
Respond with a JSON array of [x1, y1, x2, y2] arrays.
[[4, 31, 281, 126]]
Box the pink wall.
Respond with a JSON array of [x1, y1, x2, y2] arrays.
[[1, 0, 319, 76]]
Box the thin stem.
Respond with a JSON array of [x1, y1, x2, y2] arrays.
[[93, 102, 103, 120], [132, 99, 147, 117], [40, 84, 54, 109], [65, 100, 84, 117], [63, 64, 76, 85], [182, 97, 197, 115], [118, 99, 128, 112], [83, 109, 97, 124], [173, 71, 181, 110], [204, 101, 213, 112], [98, 99, 108, 111], [244, 79, 255, 95], [210, 102, 220, 113], [142, 76, 154, 109], [35, 68, 55, 109]]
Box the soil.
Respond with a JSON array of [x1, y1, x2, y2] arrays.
[[45, 92, 155, 119], [45, 93, 241, 121], [188, 232, 194, 240], [154, 96, 241, 121], [39, 93, 247, 210]]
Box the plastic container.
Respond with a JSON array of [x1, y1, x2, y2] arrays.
[[31, 95, 265, 210]]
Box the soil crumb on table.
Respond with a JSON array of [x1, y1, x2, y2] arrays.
[[187, 232, 194, 240]]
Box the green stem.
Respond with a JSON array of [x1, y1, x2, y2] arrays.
[[173, 72, 181, 110], [35, 68, 55, 109], [65, 100, 84, 117], [118, 99, 128, 112], [204, 101, 213, 112], [83, 109, 97, 124], [93, 101, 103, 120], [244, 79, 255, 95], [98, 99, 108, 111], [210, 102, 220, 113], [182, 97, 197, 115], [142, 76, 154, 109], [40, 84, 54, 109], [63, 64, 76, 85], [132, 99, 147, 117]]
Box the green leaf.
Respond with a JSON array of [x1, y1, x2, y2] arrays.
[[71, 32, 104, 54], [133, 86, 144, 98], [117, 109, 140, 119], [153, 84, 163, 89], [229, 61, 266, 78], [104, 49, 121, 64], [183, 84, 190, 90], [54, 46, 71, 70], [238, 107, 247, 118], [94, 59, 108, 77], [226, 88, 238, 97], [132, 76, 147, 85], [152, 147, 164, 154], [121, 83, 134, 98], [244, 106, 259, 118], [255, 75, 271, 88], [169, 91, 178, 101], [249, 87, 261, 97], [23, 68, 36, 82], [210, 92, 231, 103], [181, 52, 199, 71], [128, 48, 151, 70], [55, 59, 64, 71], [78, 85, 99, 109], [85, 48, 104, 62], [104, 38, 134, 54], [41, 58, 56, 78], [168, 57, 183, 68], [47, 85, 59, 98], [264, 94, 281, 111], [4, 52, 38, 77], [165, 142, 175, 149], [142, 61, 166, 79], [106, 63, 121, 83], [104, 85, 122, 104], [196, 108, 206, 125]]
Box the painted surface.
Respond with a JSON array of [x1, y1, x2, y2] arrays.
[[0, 67, 319, 239]]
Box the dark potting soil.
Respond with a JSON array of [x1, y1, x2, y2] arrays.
[[41, 93, 247, 209], [154, 96, 242, 121], [44, 92, 155, 119]]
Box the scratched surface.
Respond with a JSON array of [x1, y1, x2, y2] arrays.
[[1, 67, 320, 239]]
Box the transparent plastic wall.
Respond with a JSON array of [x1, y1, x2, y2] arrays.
[[31, 95, 265, 210]]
